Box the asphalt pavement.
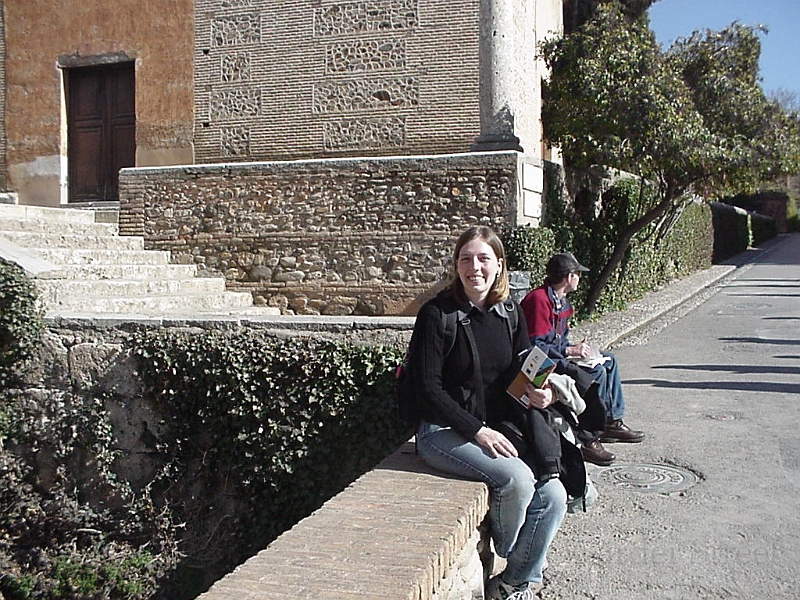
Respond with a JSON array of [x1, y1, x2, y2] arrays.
[[539, 232, 800, 599]]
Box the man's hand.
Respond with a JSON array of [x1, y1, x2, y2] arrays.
[[568, 338, 594, 358]]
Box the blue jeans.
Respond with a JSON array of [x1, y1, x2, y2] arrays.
[[586, 352, 625, 422], [416, 421, 567, 585]]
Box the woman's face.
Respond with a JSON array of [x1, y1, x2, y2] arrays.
[[457, 237, 502, 307]]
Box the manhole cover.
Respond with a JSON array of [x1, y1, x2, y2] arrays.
[[706, 412, 738, 421], [595, 463, 699, 494], [730, 303, 772, 310]]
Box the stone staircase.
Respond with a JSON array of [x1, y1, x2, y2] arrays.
[[0, 203, 275, 318]]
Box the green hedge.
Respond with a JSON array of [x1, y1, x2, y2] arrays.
[[503, 225, 558, 287], [787, 195, 798, 232], [710, 202, 751, 262], [710, 200, 779, 262], [505, 176, 714, 318], [750, 213, 776, 246], [0, 259, 44, 387], [131, 329, 407, 597]]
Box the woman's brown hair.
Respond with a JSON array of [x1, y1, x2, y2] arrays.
[[448, 226, 510, 306]]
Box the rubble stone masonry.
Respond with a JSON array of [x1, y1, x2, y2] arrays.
[[119, 152, 530, 316]]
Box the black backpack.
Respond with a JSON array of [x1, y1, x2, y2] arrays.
[[395, 300, 519, 434]]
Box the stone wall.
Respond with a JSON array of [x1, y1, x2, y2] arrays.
[[28, 314, 414, 493], [28, 315, 493, 600], [119, 152, 545, 316]]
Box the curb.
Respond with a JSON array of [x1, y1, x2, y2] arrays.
[[571, 234, 791, 349]]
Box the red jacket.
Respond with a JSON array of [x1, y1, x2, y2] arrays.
[[520, 283, 573, 363]]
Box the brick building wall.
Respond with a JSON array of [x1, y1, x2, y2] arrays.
[[119, 152, 531, 316], [2, 0, 561, 207], [194, 0, 483, 162], [2, 0, 194, 206]]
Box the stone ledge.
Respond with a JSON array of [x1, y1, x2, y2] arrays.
[[195, 441, 490, 600], [0, 235, 65, 279]]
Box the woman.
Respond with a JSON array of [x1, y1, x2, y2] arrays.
[[411, 226, 567, 600]]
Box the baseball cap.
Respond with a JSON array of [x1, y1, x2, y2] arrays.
[[546, 252, 590, 280]]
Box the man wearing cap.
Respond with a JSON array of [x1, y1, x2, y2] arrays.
[[520, 252, 644, 466]]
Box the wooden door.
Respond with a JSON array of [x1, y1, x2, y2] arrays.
[[67, 63, 135, 202]]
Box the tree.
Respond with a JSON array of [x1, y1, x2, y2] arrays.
[[540, 4, 800, 314], [768, 88, 800, 115], [563, 0, 654, 34]]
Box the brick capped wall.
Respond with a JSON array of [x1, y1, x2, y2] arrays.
[[119, 152, 534, 316]]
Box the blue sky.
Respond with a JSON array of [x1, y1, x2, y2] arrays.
[[648, 0, 800, 98]]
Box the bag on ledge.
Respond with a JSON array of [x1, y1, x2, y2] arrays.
[[395, 310, 459, 433]]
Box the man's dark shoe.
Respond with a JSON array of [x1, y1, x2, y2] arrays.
[[601, 419, 645, 443], [581, 440, 615, 466]]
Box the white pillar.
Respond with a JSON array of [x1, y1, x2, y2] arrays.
[[472, 0, 523, 152]]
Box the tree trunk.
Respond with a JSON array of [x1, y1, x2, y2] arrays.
[[584, 191, 678, 315]]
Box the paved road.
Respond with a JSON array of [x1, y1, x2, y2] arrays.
[[541, 233, 800, 599]]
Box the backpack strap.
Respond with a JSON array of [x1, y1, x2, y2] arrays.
[[457, 312, 486, 413], [442, 309, 460, 357], [501, 299, 519, 344]]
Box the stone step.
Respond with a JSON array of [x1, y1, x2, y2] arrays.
[[0, 230, 142, 250], [37, 276, 226, 302], [47, 290, 255, 316], [54, 262, 201, 280], [32, 247, 172, 266], [0, 203, 98, 223], [0, 204, 266, 317], [0, 218, 119, 237]]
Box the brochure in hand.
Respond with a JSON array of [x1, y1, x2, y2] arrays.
[[506, 346, 556, 409], [567, 343, 611, 369]]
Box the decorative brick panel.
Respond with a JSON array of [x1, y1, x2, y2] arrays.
[[312, 77, 419, 113], [313, 0, 419, 36], [194, 0, 481, 163]]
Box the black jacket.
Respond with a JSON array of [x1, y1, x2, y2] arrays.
[[411, 289, 530, 441]]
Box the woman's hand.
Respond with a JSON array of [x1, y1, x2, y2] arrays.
[[525, 383, 555, 410], [474, 426, 518, 458]]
